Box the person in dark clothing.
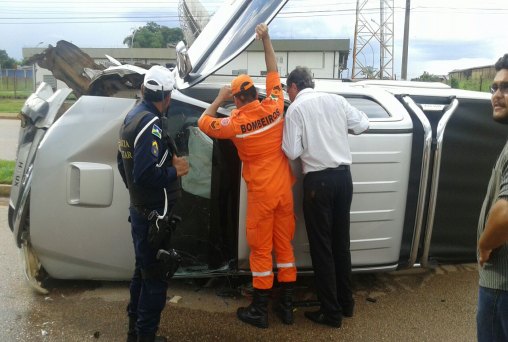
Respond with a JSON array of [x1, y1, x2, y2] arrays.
[[477, 53, 508, 342], [117, 65, 189, 342], [282, 66, 369, 328]]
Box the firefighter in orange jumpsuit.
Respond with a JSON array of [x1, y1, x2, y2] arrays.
[[198, 23, 296, 329]]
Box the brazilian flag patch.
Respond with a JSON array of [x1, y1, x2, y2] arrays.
[[151, 140, 159, 157], [152, 124, 162, 139]]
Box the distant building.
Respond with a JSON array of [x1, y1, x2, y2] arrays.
[[448, 65, 496, 83], [22, 38, 350, 91], [448, 64, 495, 92], [217, 39, 350, 79]]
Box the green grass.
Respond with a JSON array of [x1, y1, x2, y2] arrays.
[[0, 159, 15, 184], [0, 98, 24, 114], [449, 78, 491, 93], [0, 90, 31, 99]]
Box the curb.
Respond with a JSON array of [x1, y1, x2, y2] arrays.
[[0, 184, 11, 198], [0, 115, 19, 120]]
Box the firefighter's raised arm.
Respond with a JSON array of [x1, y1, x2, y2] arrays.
[[256, 24, 277, 73]]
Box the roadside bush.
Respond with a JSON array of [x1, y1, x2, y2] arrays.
[[0, 159, 15, 184]]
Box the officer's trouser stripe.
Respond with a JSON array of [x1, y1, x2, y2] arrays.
[[252, 270, 272, 277], [277, 263, 295, 268]]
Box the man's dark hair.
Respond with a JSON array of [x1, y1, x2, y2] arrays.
[[495, 54, 508, 71], [287, 66, 315, 91], [234, 86, 257, 103], [143, 88, 171, 102]]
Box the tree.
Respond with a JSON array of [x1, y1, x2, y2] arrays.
[[450, 78, 459, 89], [412, 71, 442, 82], [361, 66, 378, 79], [123, 22, 184, 48], [0, 50, 17, 69]]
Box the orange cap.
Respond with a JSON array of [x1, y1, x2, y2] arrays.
[[231, 74, 255, 96]]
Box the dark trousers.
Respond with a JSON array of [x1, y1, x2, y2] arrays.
[[303, 167, 354, 320], [477, 286, 508, 342], [127, 207, 169, 336]]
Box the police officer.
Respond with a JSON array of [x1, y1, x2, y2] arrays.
[[117, 65, 189, 342]]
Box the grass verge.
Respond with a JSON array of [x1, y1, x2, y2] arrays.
[[0, 98, 24, 114], [0, 159, 15, 184], [0, 90, 31, 99]]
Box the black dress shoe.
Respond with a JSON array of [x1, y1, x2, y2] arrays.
[[304, 310, 342, 328], [341, 304, 354, 318]]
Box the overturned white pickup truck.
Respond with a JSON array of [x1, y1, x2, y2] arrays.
[[7, 0, 505, 293]]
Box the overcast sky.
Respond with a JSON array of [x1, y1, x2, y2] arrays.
[[1, 0, 507, 79]]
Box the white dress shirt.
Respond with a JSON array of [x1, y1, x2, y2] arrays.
[[282, 88, 369, 174]]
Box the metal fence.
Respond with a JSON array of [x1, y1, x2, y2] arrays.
[[0, 68, 34, 98]]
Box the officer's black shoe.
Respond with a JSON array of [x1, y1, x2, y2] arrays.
[[304, 310, 342, 328], [137, 334, 167, 342], [126, 316, 137, 342], [341, 301, 355, 318], [237, 288, 270, 329], [127, 314, 166, 342], [274, 282, 295, 325]]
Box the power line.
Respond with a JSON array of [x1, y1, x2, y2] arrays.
[[0, 1, 506, 25]]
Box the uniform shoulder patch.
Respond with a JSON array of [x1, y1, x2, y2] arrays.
[[210, 120, 220, 130], [151, 140, 159, 157], [221, 118, 231, 126], [268, 86, 281, 101], [152, 124, 162, 139]]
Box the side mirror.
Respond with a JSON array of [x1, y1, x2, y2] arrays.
[[176, 41, 193, 80]]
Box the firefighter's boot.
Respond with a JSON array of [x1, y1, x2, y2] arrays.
[[274, 282, 295, 325], [237, 288, 270, 328]]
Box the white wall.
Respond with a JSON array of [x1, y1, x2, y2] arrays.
[[34, 64, 69, 91], [217, 51, 288, 76], [216, 50, 340, 79], [288, 52, 339, 79]]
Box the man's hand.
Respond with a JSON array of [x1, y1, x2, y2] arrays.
[[199, 86, 232, 121], [172, 155, 189, 177], [478, 199, 508, 266], [217, 86, 233, 102], [255, 23, 269, 40], [479, 248, 492, 267]]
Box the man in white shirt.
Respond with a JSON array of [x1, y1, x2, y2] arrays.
[[282, 66, 369, 328]]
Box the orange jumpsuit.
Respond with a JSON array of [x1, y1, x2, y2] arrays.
[[198, 71, 296, 289]]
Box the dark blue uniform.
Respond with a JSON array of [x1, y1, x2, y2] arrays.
[[117, 100, 179, 338]]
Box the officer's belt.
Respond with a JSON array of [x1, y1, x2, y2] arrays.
[[135, 205, 175, 221]]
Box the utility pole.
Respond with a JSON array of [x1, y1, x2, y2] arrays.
[[379, 0, 385, 78], [351, 0, 360, 79], [401, 0, 410, 80], [130, 27, 138, 63]]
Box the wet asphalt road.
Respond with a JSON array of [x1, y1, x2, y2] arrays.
[[0, 204, 479, 342], [0, 118, 20, 161]]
